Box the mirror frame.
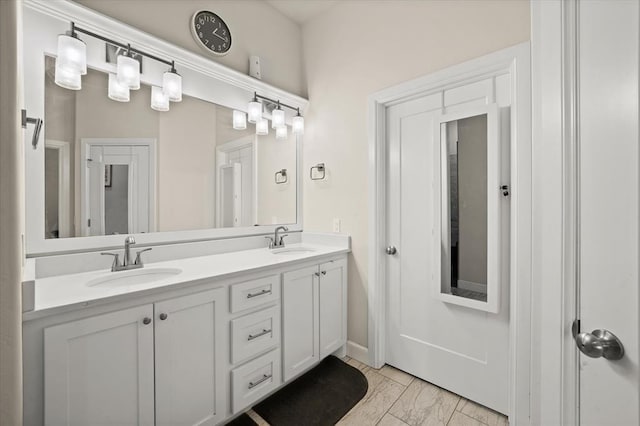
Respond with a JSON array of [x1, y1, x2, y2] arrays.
[[433, 104, 501, 313], [23, 0, 307, 256]]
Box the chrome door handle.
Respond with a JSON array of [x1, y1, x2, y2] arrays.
[[574, 327, 624, 360], [385, 246, 397, 255]]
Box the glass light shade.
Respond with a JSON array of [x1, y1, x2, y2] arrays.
[[54, 62, 82, 90], [151, 86, 170, 112], [256, 118, 269, 136], [56, 34, 86, 75], [276, 125, 288, 140], [292, 115, 305, 135], [117, 55, 140, 90], [272, 108, 285, 129], [233, 110, 247, 130], [108, 73, 130, 102], [248, 100, 262, 123], [162, 70, 182, 102]]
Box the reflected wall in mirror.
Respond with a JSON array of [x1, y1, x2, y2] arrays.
[[43, 56, 297, 239], [437, 104, 501, 313], [443, 114, 488, 302]]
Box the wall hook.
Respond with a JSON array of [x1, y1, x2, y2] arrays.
[[275, 169, 288, 184], [310, 163, 326, 180]]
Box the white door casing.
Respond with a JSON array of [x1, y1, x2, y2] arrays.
[[368, 43, 531, 423]]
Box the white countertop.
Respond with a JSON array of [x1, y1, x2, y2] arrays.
[[25, 243, 349, 320]]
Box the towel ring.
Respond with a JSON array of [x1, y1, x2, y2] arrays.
[[310, 163, 325, 180]]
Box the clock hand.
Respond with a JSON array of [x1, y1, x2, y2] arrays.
[[212, 32, 227, 42]]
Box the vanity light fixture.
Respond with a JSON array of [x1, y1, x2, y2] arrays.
[[233, 110, 247, 130], [292, 108, 304, 135], [256, 118, 269, 136], [108, 73, 130, 102], [276, 124, 288, 140], [151, 86, 170, 112], [248, 93, 262, 123], [117, 45, 141, 90], [239, 92, 304, 138], [54, 22, 183, 109], [162, 62, 182, 102], [272, 102, 285, 129]]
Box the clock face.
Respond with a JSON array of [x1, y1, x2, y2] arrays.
[[191, 11, 231, 56]]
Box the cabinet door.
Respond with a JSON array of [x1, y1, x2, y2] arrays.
[[44, 305, 155, 426], [319, 259, 348, 358], [154, 288, 226, 426], [282, 265, 319, 382]]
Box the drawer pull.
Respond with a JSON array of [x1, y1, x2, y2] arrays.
[[248, 328, 272, 341], [248, 374, 272, 389], [247, 289, 271, 299]]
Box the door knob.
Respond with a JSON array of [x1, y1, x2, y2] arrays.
[[159, 313, 168, 321], [574, 328, 624, 360], [386, 246, 397, 255]]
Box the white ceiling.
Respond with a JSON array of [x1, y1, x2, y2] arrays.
[[266, 0, 338, 25]]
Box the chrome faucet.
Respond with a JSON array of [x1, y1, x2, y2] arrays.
[[101, 236, 152, 272], [265, 226, 289, 249]]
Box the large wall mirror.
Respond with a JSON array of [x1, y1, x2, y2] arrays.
[[435, 104, 503, 313], [23, 1, 306, 254], [43, 56, 296, 239]]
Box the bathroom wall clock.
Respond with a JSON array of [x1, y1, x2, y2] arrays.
[[190, 10, 232, 56]]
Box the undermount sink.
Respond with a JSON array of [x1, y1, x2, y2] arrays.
[[270, 246, 316, 255], [87, 267, 183, 288]]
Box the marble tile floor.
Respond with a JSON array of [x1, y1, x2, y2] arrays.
[[245, 356, 508, 426]]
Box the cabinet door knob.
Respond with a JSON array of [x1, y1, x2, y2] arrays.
[[321, 271, 327, 275], [142, 317, 152, 325], [159, 313, 168, 320], [314, 272, 320, 277]]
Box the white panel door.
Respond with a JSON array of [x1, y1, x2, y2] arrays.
[[319, 259, 348, 358], [386, 89, 510, 413], [44, 305, 155, 426], [577, 1, 639, 424], [282, 265, 319, 382], [154, 288, 226, 426]]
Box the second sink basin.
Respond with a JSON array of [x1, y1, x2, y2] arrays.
[[270, 246, 316, 255], [87, 267, 182, 288]]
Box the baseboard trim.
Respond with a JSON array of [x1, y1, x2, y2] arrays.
[[346, 340, 369, 365]]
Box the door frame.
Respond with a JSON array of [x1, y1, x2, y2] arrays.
[[80, 138, 157, 237], [367, 42, 532, 424]]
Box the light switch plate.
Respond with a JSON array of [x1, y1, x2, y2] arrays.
[[332, 218, 341, 233]]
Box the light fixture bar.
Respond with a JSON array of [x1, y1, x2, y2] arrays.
[[71, 22, 174, 68], [254, 92, 300, 114]]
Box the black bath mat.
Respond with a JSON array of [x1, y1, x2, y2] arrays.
[[225, 412, 258, 426], [253, 356, 368, 426]]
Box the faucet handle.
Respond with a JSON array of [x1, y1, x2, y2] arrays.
[[101, 252, 121, 271], [279, 234, 289, 245], [134, 248, 152, 266], [264, 236, 275, 249]]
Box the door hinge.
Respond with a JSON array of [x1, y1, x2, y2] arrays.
[[571, 319, 580, 338], [88, 219, 91, 227]]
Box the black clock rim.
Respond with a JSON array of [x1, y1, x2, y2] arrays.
[[192, 10, 232, 54]]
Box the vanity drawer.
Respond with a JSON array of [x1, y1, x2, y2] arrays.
[[230, 275, 280, 313], [231, 349, 281, 413], [231, 305, 280, 364]]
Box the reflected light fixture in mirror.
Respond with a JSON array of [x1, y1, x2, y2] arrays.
[[162, 62, 182, 102], [151, 86, 170, 111], [54, 61, 82, 90], [108, 73, 130, 102], [117, 51, 141, 90], [272, 103, 285, 129], [256, 118, 269, 135], [276, 124, 288, 140], [233, 110, 247, 130]]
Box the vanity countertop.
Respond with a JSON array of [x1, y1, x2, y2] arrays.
[[24, 243, 349, 320]]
